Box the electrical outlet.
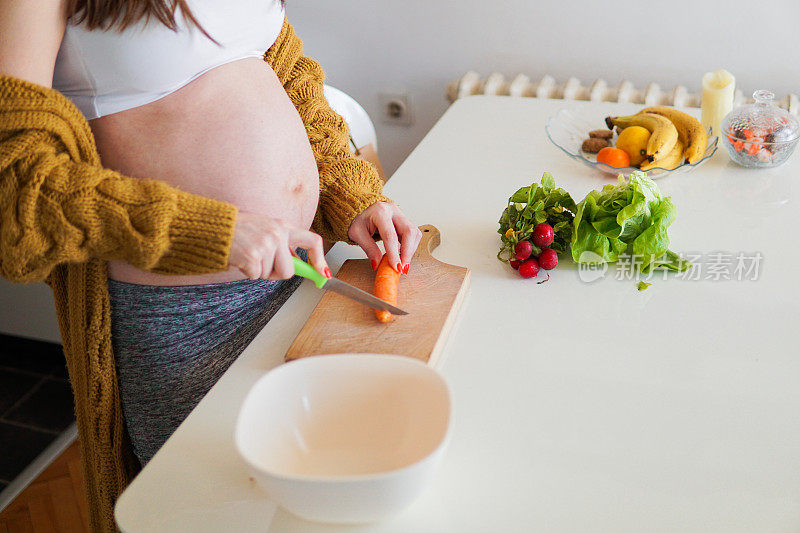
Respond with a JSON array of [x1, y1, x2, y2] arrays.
[[379, 92, 412, 126]]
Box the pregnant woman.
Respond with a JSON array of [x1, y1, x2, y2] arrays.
[[0, 0, 421, 530]]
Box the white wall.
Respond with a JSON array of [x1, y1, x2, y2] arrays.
[[287, 0, 800, 176], [0, 280, 61, 343]]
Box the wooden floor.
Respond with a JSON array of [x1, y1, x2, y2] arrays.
[[0, 441, 89, 533]]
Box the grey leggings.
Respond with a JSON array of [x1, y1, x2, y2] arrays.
[[108, 276, 302, 466]]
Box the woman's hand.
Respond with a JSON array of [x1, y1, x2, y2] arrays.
[[348, 202, 423, 273], [229, 211, 330, 280]]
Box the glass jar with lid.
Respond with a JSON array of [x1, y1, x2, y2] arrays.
[[721, 90, 800, 168]]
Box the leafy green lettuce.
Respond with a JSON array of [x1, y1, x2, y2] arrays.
[[570, 171, 689, 273], [498, 173, 577, 259]]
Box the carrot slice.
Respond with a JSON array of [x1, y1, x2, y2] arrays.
[[373, 254, 401, 323]]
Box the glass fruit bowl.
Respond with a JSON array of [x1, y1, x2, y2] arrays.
[[721, 90, 800, 168], [545, 107, 718, 178]]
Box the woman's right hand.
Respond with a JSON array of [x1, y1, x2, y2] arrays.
[[228, 211, 330, 280]]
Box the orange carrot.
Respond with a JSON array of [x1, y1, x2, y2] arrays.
[[373, 254, 401, 323]]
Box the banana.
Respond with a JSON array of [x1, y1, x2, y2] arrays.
[[605, 113, 678, 163], [639, 106, 708, 164], [640, 139, 684, 171]]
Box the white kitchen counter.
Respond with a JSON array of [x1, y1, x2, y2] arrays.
[[115, 96, 800, 532]]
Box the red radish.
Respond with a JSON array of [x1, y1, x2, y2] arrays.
[[538, 248, 558, 270], [532, 223, 554, 247], [509, 259, 521, 270], [514, 240, 533, 260], [519, 258, 539, 278]]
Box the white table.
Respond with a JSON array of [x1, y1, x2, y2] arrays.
[[116, 96, 800, 532]]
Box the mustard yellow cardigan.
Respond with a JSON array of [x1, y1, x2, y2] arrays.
[[0, 19, 388, 532]]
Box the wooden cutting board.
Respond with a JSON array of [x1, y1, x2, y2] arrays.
[[285, 225, 470, 366]]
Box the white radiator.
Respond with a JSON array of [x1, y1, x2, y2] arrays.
[[447, 71, 800, 115]]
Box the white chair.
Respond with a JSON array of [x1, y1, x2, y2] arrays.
[[323, 85, 386, 182]]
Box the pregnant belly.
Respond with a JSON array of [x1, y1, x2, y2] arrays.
[[92, 58, 320, 285]]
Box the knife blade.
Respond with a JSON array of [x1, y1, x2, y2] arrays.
[[292, 256, 408, 316]]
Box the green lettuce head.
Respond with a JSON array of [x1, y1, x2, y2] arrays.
[[571, 171, 689, 273]]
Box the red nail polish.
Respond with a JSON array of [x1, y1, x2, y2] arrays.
[[403, 263, 410, 274], [324, 267, 332, 279], [396, 263, 402, 273], [371, 259, 378, 270]]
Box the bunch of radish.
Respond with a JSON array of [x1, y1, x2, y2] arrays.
[[509, 223, 558, 279]]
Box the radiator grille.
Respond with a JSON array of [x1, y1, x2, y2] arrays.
[[447, 71, 800, 115]]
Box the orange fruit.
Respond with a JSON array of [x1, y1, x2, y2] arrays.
[[596, 147, 631, 168]]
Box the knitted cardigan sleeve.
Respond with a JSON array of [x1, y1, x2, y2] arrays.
[[264, 19, 391, 243], [0, 75, 238, 283]]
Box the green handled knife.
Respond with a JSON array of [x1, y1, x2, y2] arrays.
[[292, 256, 408, 316]]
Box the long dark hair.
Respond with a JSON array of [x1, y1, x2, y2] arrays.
[[65, 1, 285, 42]]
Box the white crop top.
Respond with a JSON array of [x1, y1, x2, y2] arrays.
[[53, 0, 285, 120]]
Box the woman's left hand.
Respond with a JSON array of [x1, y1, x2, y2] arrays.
[[348, 202, 422, 273]]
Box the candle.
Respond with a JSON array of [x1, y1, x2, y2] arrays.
[[701, 69, 736, 138]]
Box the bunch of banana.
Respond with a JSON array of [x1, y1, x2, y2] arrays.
[[639, 106, 708, 164], [641, 140, 684, 171], [605, 113, 678, 163], [605, 107, 708, 170]]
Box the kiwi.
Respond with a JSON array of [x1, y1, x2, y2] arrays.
[[582, 138, 609, 153], [589, 129, 614, 140]]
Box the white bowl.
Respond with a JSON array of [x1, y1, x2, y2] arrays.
[[235, 354, 452, 524]]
